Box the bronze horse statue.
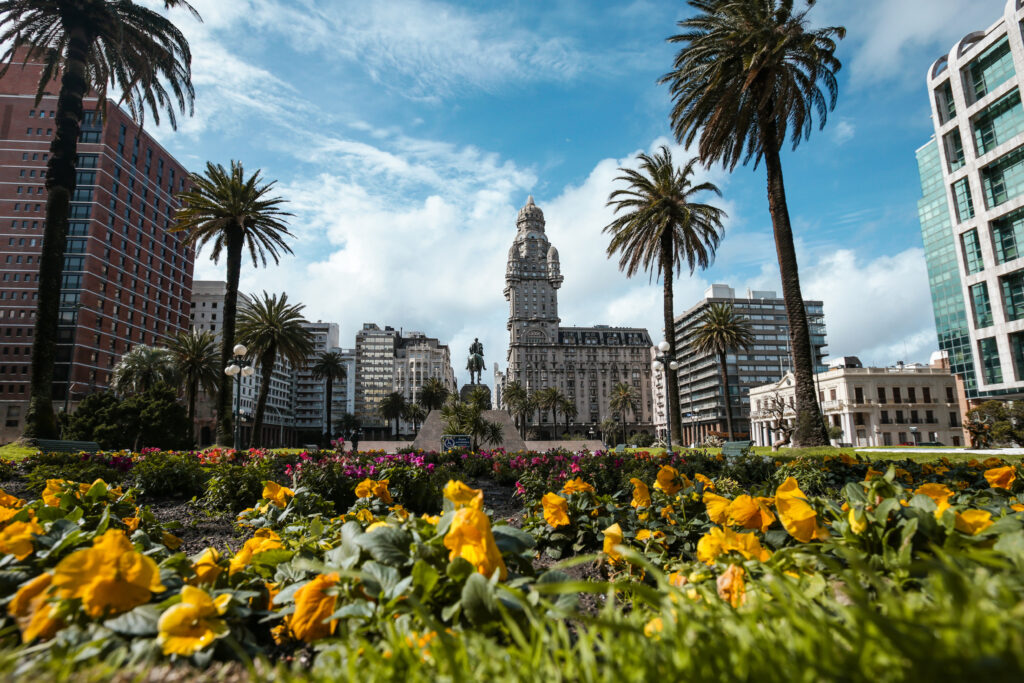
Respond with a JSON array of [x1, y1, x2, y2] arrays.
[[467, 338, 485, 384]]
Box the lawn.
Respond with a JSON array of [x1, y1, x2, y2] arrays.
[[627, 445, 1024, 464], [0, 443, 36, 461]]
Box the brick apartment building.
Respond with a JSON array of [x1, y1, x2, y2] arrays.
[[0, 59, 194, 442]]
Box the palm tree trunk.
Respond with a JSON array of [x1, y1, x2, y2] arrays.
[[217, 228, 244, 446], [188, 376, 198, 446], [324, 376, 333, 445], [661, 235, 682, 446], [24, 26, 93, 439], [250, 346, 276, 449], [719, 351, 735, 441], [761, 121, 828, 447]]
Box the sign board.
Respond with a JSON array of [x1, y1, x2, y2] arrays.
[[441, 434, 472, 451]]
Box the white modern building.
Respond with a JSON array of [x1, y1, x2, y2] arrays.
[[920, 0, 1024, 398], [748, 354, 966, 448]]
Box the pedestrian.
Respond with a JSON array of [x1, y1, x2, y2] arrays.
[[351, 429, 361, 454]]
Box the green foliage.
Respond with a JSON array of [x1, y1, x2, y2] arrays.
[[64, 386, 191, 451], [966, 400, 1024, 447], [204, 461, 279, 513], [130, 452, 208, 499], [631, 431, 655, 448], [24, 453, 125, 492]]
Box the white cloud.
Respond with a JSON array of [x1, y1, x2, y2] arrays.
[[832, 119, 855, 145]]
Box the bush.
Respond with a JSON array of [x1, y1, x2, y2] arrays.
[[130, 452, 208, 499], [204, 461, 278, 513], [64, 385, 191, 450], [24, 453, 127, 493]]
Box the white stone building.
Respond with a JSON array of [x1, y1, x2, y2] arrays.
[[748, 355, 966, 448]]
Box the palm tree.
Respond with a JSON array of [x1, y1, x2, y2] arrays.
[[537, 387, 566, 439], [166, 330, 220, 445], [311, 351, 348, 445], [418, 377, 449, 412], [609, 383, 638, 446], [379, 392, 407, 438], [560, 396, 578, 435], [692, 303, 755, 441], [2, 0, 199, 438], [236, 292, 313, 449], [599, 418, 618, 448], [173, 162, 294, 446], [404, 403, 427, 434], [501, 380, 528, 437], [111, 346, 177, 396], [604, 147, 725, 447], [662, 0, 843, 445]]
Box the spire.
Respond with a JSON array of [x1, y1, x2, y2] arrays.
[[526, 195, 535, 206]]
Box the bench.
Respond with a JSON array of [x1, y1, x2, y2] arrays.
[[721, 440, 753, 459], [613, 444, 626, 454], [31, 439, 101, 454]]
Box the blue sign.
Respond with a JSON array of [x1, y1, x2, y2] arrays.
[[441, 434, 472, 451]]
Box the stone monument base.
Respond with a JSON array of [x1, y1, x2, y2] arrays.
[[459, 383, 492, 406], [412, 408, 526, 452]]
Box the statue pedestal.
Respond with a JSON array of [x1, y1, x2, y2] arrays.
[[459, 384, 492, 407]]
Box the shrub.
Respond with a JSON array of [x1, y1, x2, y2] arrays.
[[204, 461, 278, 513], [129, 452, 208, 499]]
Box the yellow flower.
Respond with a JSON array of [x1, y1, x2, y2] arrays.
[[562, 477, 595, 495], [42, 479, 70, 507], [774, 477, 828, 543], [636, 529, 666, 543], [191, 548, 223, 586], [9, 573, 61, 643], [541, 492, 570, 528], [629, 478, 651, 508], [602, 523, 624, 563], [157, 585, 230, 656], [162, 532, 183, 550], [229, 529, 283, 575], [0, 489, 25, 509], [122, 517, 141, 533], [389, 504, 410, 521], [287, 573, 340, 642], [655, 466, 683, 496], [726, 495, 776, 533], [644, 617, 664, 639], [0, 506, 21, 526], [914, 483, 953, 517], [694, 473, 715, 491], [421, 513, 441, 525], [865, 468, 883, 481], [262, 481, 295, 508], [51, 529, 165, 618], [0, 519, 43, 560], [955, 509, 994, 535], [696, 526, 771, 564], [355, 478, 392, 503], [1012, 503, 1024, 512], [703, 491, 731, 525], [355, 508, 374, 523], [660, 504, 676, 524], [444, 508, 508, 580], [716, 564, 746, 608], [984, 466, 1016, 491], [443, 480, 484, 510], [366, 521, 390, 532], [983, 457, 1005, 468], [848, 508, 868, 535]]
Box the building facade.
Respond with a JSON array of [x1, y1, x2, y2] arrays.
[[394, 332, 456, 433], [668, 284, 827, 445], [920, 0, 1024, 398], [1, 59, 194, 443], [748, 355, 966, 448], [295, 322, 339, 440], [497, 197, 655, 437]]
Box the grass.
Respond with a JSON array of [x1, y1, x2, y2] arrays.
[[0, 443, 36, 461], [624, 445, 1024, 464]]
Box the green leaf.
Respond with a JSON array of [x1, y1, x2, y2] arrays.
[[330, 601, 375, 620], [104, 605, 161, 636], [361, 561, 402, 597], [250, 549, 295, 567], [492, 525, 536, 554], [355, 528, 412, 567], [461, 573, 498, 626], [412, 559, 440, 596], [994, 529, 1024, 563], [446, 557, 474, 583]]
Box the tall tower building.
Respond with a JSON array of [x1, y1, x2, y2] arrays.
[[0, 59, 194, 442], [919, 0, 1024, 399], [499, 197, 654, 438]]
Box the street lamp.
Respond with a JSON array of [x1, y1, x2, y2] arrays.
[[652, 340, 680, 453], [224, 343, 255, 451]]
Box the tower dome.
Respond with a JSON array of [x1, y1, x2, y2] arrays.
[[516, 195, 545, 231], [547, 244, 559, 261]]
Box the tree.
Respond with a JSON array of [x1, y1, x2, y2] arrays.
[[441, 396, 502, 451], [111, 346, 177, 396], [662, 0, 844, 445], [466, 385, 491, 412], [236, 292, 313, 448], [604, 147, 725, 446], [965, 400, 1024, 448], [418, 378, 449, 412], [2, 0, 199, 438], [172, 161, 294, 447], [311, 351, 348, 444], [761, 393, 795, 451], [334, 412, 360, 437], [609, 383, 638, 445], [65, 384, 190, 451], [599, 418, 618, 447], [537, 387, 566, 439], [166, 330, 220, 446], [560, 396, 578, 435], [501, 380, 529, 437], [404, 403, 427, 434], [379, 392, 407, 438], [692, 303, 754, 441]]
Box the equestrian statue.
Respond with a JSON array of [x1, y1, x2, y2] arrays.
[[466, 338, 485, 384]]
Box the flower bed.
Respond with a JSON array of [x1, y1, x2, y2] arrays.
[[0, 448, 1022, 679]]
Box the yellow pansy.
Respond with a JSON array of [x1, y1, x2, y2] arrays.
[[443, 480, 484, 510], [703, 491, 731, 525], [421, 513, 441, 525], [157, 586, 231, 656], [355, 478, 392, 503], [562, 477, 595, 495], [389, 504, 410, 521], [865, 468, 883, 481], [229, 529, 283, 575], [774, 477, 828, 543], [914, 483, 953, 517], [696, 526, 771, 564], [541, 492, 570, 528], [42, 479, 70, 507], [644, 617, 664, 639], [629, 478, 651, 508], [162, 532, 183, 550], [694, 473, 715, 491], [984, 466, 1016, 491], [602, 523, 624, 563], [847, 507, 868, 535], [9, 573, 61, 643], [122, 517, 141, 533], [262, 481, 295, 508], [983, 457, 1005, 468], [366, 521, 390, 532], [636, 529, 666, 543], [51, 529, 165, 618], [726, 495, 776, 533], [286, 573, 340, 642], [655, 466, 684, 496], [955, 509, 994, 535], [0, 489, 25, 509], [444, 507, 507, 580], [717, 564, 746, 608], [191, 548, 223, 586], [355, 508, 374, 523], [0, 519, 43, 560]]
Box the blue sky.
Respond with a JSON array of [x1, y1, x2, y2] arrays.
[[141, 0, 1008, 385]]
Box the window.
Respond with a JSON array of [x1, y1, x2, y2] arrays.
[[962, 228, 984, 273], [877, 387, 886, 404], [972, 88, 1024, 155], [923, 387, 931, 403], [978, 336, 1003, 384], [1001, 269, 1024, 321], [944, 128, 966, 170], [908, 387, 917, 403], [992, 206, 1024, 264], [78, 130, 100, 143], [893, 387, 902, 404], [970, 281, 994, 327], [936, 80, 957, 123], [981, 144, 1024, 208], [965, 38, 1014, 103]]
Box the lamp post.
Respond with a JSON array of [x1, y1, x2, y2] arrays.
[[223, 343, 255, 451], [652, 340, 680, 453]]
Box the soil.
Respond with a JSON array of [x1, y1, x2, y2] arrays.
[[147, 498, 247, 556]]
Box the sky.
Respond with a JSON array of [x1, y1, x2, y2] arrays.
[[138, 0, 1009, 386]]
